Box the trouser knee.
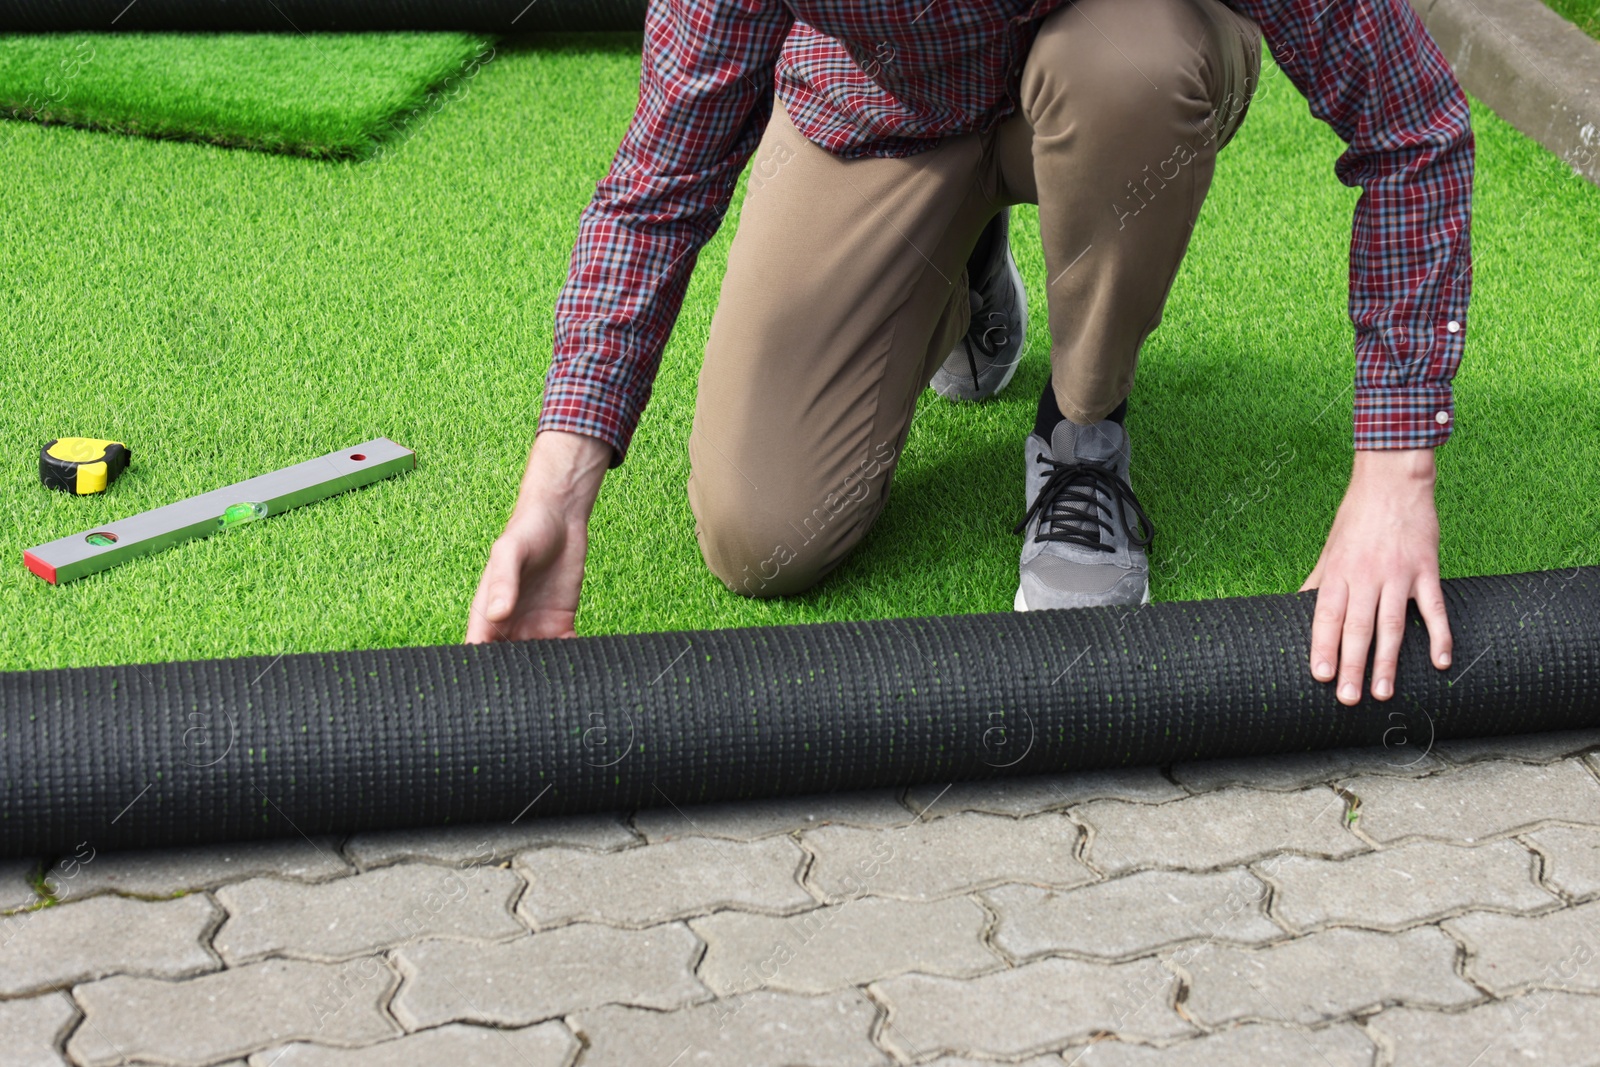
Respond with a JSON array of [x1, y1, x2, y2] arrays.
[[1022, 0, 1260, 150], [693, 509, 844, 599], [689, 444, 897, 599]]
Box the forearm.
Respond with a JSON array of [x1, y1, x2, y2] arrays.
[[1238, 0, 1473, 450], [540, 0, 792, 469]]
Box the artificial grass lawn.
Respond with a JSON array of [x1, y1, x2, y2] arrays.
[[1, 35, 1597, 672], [1545, 0, 1600, 38], [0, 32, 493, 157]]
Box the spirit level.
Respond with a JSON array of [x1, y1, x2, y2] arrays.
[[23, 438, 415, 585]]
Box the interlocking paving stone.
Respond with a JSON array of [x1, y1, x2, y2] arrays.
[[918, 1058, 1065, 1067], [633, 789, 912, 842], [1445, 901, 1600, 995], [569, 989, 889, 1066], [1342, 759, 1600, 844], [1078, 787, 1362, 875], [1526, 825, 1600, 899], [214, 863, 525, 963], [1367, 990, 1600, 1066], [0, 893, 218, 996], [0, 993, 78, 1067], [692, 895, 996, 994], [516, 835, 813, 927], [1, 858, 39, 910], [1172, 746, 1444, 793], [985, 869, 1283, 961], [805, 812, 1090, 902], [1265, 839, 1556, 931], [1178, 926, 1478, 1026], [1068, 1023, 1378, 1066], [46, 839, 349, 899], [344, 813, 638, 869], [249, 1021, 578, 1066], [904, 769, 1184, 818], [873, 957, 1194, 1059], [22, 742, 1598, 1067], [390, 923, 708, 1027], [1432, 728, 1600, 766], [67, 957, 400, 1067]]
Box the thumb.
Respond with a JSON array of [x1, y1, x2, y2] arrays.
[[466, 539, 522, 644], [483, 538, 522, 621]]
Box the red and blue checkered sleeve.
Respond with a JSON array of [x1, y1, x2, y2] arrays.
[[1233, 0, 1474, 450], [538, 0, 793, 467]]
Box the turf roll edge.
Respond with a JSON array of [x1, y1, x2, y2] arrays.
[[4, 567, 1598, 858], [0, 0, 645, 31]]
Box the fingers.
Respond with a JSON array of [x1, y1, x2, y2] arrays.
[[1309, 579, 1347, 685], [465, 538, 522, 644], [1299, 559, 1323, 593], [1335, 585, 1378, 706], [1369, 584, 1408, 701], [1415, 572, 1454, 671], [1310, 574, 1451, 704]]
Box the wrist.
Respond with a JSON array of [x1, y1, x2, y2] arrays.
[[1352, 447, 1437, 486], [516, 430, 611, 520]]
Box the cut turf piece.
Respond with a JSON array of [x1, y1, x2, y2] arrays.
[[0, 31, 495, 157], [0, 0, 645, 32]]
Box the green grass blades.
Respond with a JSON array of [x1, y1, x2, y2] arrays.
[[0, 41, 1596, 671], [0, 32, 494, 158], [1544, 0, 1600, 39]]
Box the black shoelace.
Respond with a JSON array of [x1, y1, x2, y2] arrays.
[[965, 311, 1012, 391], [1012, 455, 1155, 552]]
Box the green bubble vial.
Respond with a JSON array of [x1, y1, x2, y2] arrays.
[[217, 501, 268, 529]]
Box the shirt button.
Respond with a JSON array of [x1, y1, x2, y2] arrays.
[[1447, 320, 1461, 333], [1435, 411, 1450, 425]]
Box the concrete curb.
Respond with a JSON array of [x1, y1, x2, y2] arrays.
[[1411, 0, 1600, 185]]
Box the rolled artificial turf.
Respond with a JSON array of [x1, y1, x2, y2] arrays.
[[0, 37, 1596, 673], [0, 31, 494, 157], [7, 568, 1598, 858]]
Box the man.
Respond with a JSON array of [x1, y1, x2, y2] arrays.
[[467, 0, 1470, 706]]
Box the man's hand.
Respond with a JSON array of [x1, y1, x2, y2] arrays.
[[466, 430, 612, 644], [1302, 448, 1453, 704]]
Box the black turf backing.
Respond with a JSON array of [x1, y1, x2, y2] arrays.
[[3, 569, 1597, 858]]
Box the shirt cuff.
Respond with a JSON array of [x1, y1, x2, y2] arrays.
[[537, 376, 638, 469], [1352, 384, 1454, 451]]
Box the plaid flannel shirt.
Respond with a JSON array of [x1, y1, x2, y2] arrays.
[[539, 0, 1474, 466]]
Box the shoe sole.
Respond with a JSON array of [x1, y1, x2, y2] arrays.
[[931, 252, 1028, 402], [1013, 582, 1152, 612]]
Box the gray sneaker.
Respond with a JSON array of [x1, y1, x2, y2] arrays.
[[931, 208, 1028, 402], [1014, 417, 1154, 611]]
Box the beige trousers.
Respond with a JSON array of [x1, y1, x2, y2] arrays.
[[687, 0, 1261, 597]]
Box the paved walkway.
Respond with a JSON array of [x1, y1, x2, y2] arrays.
[[4, 730, 1600, 1066]]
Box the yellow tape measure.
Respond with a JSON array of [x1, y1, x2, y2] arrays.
[[41, 438, 131, 495]]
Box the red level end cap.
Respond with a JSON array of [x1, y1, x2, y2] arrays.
[[23, 550, 57, 584]]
